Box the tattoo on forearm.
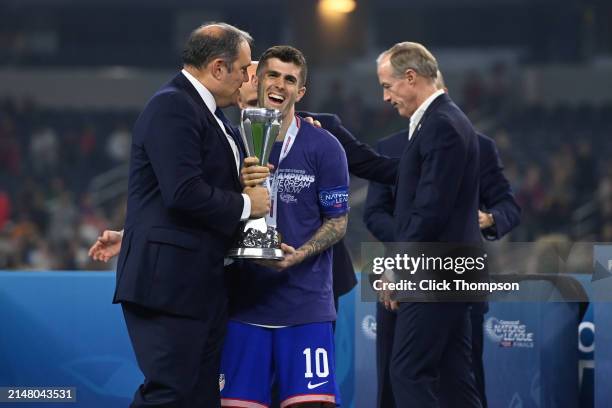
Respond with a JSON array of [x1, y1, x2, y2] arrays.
[[298, 214, 348, 260]]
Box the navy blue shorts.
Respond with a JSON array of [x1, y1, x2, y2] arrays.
[[220, 320, 340, 407]]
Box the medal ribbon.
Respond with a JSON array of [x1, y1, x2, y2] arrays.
[[267, 116, 300, 227]]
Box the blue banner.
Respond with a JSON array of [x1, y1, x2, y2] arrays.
[[0, 271, 597, 408]]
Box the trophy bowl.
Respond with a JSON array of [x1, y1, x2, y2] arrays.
[[228, 108, 284, 260]]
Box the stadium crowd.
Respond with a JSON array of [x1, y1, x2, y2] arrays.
[[1, 70, 610, 270]]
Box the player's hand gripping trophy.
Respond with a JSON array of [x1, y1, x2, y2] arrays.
[[228, 108, 284, 260]]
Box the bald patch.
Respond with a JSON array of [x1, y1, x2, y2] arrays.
[[196, 24, 226, 37]]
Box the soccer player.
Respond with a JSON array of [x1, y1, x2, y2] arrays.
[[221, 45, 349, 408]]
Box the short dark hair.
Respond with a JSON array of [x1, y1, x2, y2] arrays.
[[182, 22, 253, 71], [256, 45, 307, 86]]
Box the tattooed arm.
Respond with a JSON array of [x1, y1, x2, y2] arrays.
[[269, 214, 348, 271], [299, 214, 348, 259]]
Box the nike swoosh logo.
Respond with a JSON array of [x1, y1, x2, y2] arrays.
[[307, 380, 329, 390]]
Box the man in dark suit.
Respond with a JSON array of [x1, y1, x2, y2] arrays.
[[365, 71, 521, 408], [376, 42, 482, 407], [365, 130, 520, 408], [113, 23, 270, 408]]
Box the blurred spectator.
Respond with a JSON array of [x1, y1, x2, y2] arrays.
[[487, 61, 511, 113], [106, 123, 131, 164], [29, 126, 58, 176], [574, 139, 597, 204], [526, 233, 572, 275], [78, 192, 109, 245], [79, 124, 97, 159], [602, 222, 612, 242], [540, 146, 576, 234], [0, 91, 610, 270], [462, 69, 485, 113], [47, 178, 78, 244], [342, 90, 366, 135], [0, 100, 134, 270], [0, 191, 10, 230], [0, 116, 21, 176], [320, 78, 348, 118], [516, 164, 546, 237], [29, 240, 54, 270]]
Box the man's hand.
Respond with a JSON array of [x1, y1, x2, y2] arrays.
[[301, 116, 322, 128], [254, 243, 306, 271], [88, 230, 123, 262], [245, 186, 270, 218], [384, 299, 399, 311], [478, 210, 495, 230], [377, 272, 399, 311], [241, 156, 272, 187]]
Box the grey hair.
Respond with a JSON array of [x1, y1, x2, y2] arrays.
[[434, 70, 445, 90], [182, 22, 253, 71], [377, 42, 438, 82]]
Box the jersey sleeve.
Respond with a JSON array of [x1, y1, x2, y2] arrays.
[[316, 131, 350, 218]]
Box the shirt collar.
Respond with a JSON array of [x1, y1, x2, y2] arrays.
[[181, 68, 217, 115], [410, 89, 445, 127]]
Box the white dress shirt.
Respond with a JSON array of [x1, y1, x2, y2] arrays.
[[408, 89, 445, 141], [181, 69, 251, 221]]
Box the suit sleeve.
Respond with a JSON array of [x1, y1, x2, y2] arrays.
[[363, 141, 396, 242], [300, 112, 399, 185], [395, 118, 472, 242], [143, 92, 243, 237], [478, 136, 521, 240]]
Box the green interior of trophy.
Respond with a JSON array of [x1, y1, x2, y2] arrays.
[[251, 122, 265, 159]]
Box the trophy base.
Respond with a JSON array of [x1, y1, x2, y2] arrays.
[[227, 247, 284, 260]]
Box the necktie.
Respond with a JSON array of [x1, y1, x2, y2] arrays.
[[215, 108, 245, 163]]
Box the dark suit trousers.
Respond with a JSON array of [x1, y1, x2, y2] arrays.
[[377, 303, 487, 408], [470, 307, 487, 408], [376, 302, 397, 408], [122, 302, 227, 408], [387, 302, 482, 408]]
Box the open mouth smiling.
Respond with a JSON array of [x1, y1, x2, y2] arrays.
[[267, 92, 285, 106]]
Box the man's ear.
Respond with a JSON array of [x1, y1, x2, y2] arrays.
[[211, 58, 227, 80], [405, 68, 416, 85], [295, 86, 306, 103]]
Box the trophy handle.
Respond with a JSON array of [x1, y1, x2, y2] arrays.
[[261, 121, 280, 166], [241, 118, 255, 158], [261, 123, 272, 166]]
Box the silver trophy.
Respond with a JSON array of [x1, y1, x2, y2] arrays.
[[228, 108, 283, 260]]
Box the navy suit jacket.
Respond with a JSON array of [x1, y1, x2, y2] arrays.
[[365, 130, 520, 243], [394, 94, 481, 243], [114, 72, 245, 318], [478, 133, 521, 240], [299, 112, 398, 185], [363, 130, 408, 243], [297, 111, 398, 297]]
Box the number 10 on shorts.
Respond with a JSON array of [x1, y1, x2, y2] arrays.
[[303, 347, 330, 378]]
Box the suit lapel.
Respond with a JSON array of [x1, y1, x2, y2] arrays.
[[173, 73, 242, 189], [391, 130, 409, 197], [403, 93, 450, 152], [395, 95, 450, 194], [227, 123, 246, 162]]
